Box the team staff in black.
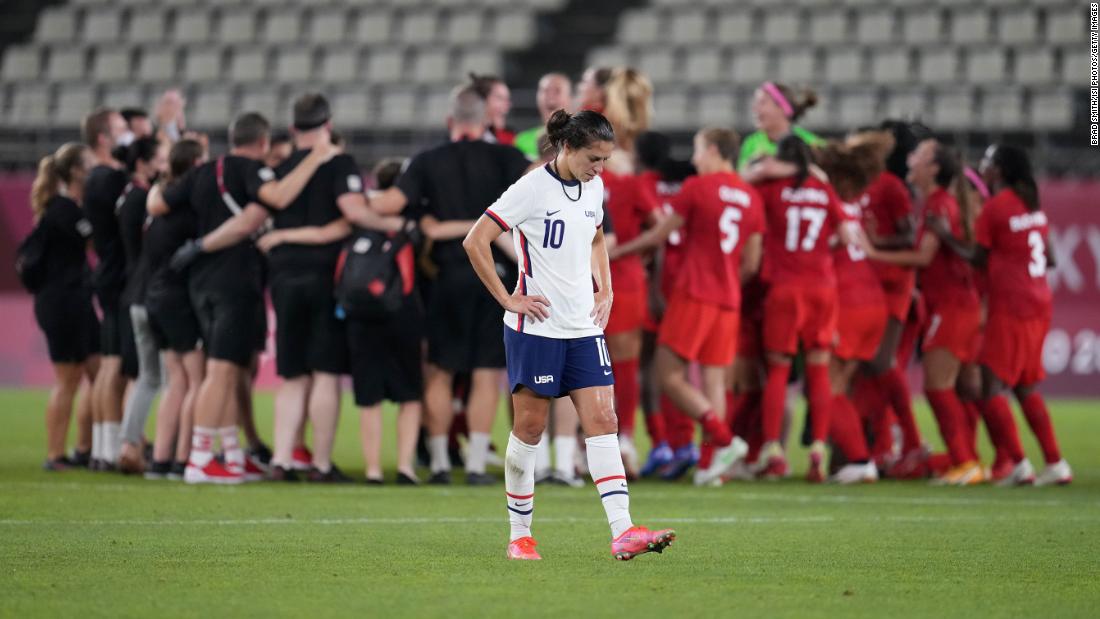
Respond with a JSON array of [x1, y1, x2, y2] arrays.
[[369, 85, 530, 484], [81, 107, 130, 470], [115, 137, 169, 473], [27, 143, 101, 470], [256, 93, 406, 482], [144, 138, 206, 480], [149, 111, 337, 484]]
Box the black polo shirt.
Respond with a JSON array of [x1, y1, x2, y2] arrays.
[[117, 183, 150, 306], [83, 164, 129, 294], [161, 154, 269, 293], [396, 138, 529, 267], [38, 195, 94, 291]]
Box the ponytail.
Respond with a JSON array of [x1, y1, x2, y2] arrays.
[[603, 67, 653, 148], [545, 109, 615, 152], [765, 82, 819, 122], [30, 142, 86, 221], [816, 130, 893, 199], [991, 144, 1040, 212]]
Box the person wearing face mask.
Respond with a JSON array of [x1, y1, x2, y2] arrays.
[[80, 107, 131, 471], [514, 73, 573, 161], [737, 81, 824, 173], [24, 143, 101, 470], [115, 137, 170, 473]]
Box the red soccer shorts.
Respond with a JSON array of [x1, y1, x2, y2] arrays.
[[980, 312, 1050, 387], [606, 286, 647, 335], [763, 284, 838, 355], [879, 270, 916, 321], [835, 303, 887, 362], [658, 296, 739, 366], [923, 302, 982, 363]]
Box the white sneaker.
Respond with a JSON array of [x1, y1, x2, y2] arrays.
[[1034, 459, 1072, 486], [695, 436, 748, 486], [830, 462, 879, 485], [995, 458, 1036, 487], [726, 459, 757, 482], [619, 435, 639, 478]]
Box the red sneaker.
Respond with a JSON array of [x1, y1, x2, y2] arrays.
[[759, 454, 788, 480], [291, 446, 313, 472], [184, 459, 243, 485], [805, 449, 826, 484], [886, 447, 931, 480], [611, 526, 676, 561], [506, 536, 541, 560], [989, 454, 1015, 483], [228, 455, 267, 482]]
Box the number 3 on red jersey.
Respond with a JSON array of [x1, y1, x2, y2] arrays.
[[1027, 230, 1046, 277]]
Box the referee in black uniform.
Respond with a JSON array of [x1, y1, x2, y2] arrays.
[[369, 85, 530, 484]]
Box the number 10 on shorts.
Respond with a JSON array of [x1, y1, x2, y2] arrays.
[[596, 337, 611, 367]]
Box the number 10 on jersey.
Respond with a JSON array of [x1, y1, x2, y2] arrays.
[[543, 219, 565, 249]]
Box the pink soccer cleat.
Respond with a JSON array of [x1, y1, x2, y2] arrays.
[[507, 536, 542, 560], [611, 526, 676, 561]]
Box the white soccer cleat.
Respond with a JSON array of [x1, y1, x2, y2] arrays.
[[694, 436, 748, 486], [1034, 459, 1072, 486], [830, 462, 878, 485], [724, 459, 757, 482], [995, 458, 1036, 487]]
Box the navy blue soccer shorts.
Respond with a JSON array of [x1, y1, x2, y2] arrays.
[[504, 325, 615, 398]]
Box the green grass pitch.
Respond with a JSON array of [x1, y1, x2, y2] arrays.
[[1, 389, 1097, 618]]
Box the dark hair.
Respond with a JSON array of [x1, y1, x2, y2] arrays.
[[81, 107, 117, 148], [545, 109, 614, 151], [991, 144, 1039, 212], [292, 92, 332, 130], [229, 112, 270, 148], [588, 67, 614, 88], [124, 136, 160, 173], [699, 127, 741, 163], [372, 157, 405, 190], [815, 131, 893, 200], [467, 72, 504, 99], [775, 134, 813, 187], [168, 138, 204, 184], [635, 131, 670, 170], [880, 119, 933, 181], [120, 107, 147, 124], [270, 132, 291, 147], [931, 142, 960, 189], [768, 82, 818, 122]]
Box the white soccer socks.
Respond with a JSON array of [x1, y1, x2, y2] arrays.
[[428, 435, 450, 473], [553, 434, 576, 480], [586, 433, 634, 538], [189, 426, 216, 468], [467, 432, 492, 475], [219, 426, 244, 469], [505, 433, 537, 541], [101, 421, 121, 465]]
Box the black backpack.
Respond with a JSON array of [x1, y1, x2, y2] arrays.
[[334, 225, 418, 321], [15, 223, 48, 293]]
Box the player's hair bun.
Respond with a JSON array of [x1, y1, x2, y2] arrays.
[[545, 109, 615, 152]]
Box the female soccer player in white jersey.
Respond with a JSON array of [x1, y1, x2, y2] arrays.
[[464, 109, 675, 561]]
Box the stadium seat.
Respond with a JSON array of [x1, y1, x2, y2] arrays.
[[696, 89, 736, 126], [1029, 89, 1074, 129], [683, 47, 723, 85], [1061, 46, 1088, 84], [808, 9, 849, 45], [729, 48, 770, 86], [190, 86, 235, 128], [423, 87, 454, 124], [1, 46, 41, 82], [824, 47, 864, 85], [308, 8, 351, 44], [320, 48, 362, 84], [54, 83, 97, 126], [652, 91, 691, 130], [917, 47, 960, 84], [400, 11, 439, 45], [239, 85, 284, 124], [714, 9, 755, 45], [901, 8, 943, 44], [173, 12, 212, 44], [618, 10, 661, 45], [997, 8, 1039, 45], [836, 89, 879, 128], [883, 88, 927, 120], [931, 87, 974, 130], [331, 88, 373, 127], [46, 47, 88, 82], [128, 8, 167, 44], [855, 9, 895, 45], [412, 48, 452, 84], [457, 48, 502, 76], [218, 9, 258, 45], [8, 83, 51, 127], [670, 10, 708, 45], [982, 87, 1025, 129], [273, 48, 315, 84], [91, 47, 133, 82], [870, 48, 913, 85], [763, 10, 802, 44], [445, 11, 485, 45], [950, 8, 991, 45], [491, 11, 535, 50], [136, 47, 177, 83], [1046, 7, 1086, 44], [965, 48, 1007, 85], [1014, 47, 1056, 85], [354, 10, 393, 45], [776, 49, 816, 83], [34, 8, 77, 44], [230, 48, 270, 83], [377, 88, 421, 128], [366, 48, 406, 83], [82, 8, 122, 44], [102, 85, 147, 110], [637, 48, 677, 84], [263, 11, 303, 45], [182, 47, 223, 83]]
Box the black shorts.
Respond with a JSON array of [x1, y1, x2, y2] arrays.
[[271, 270, 348, 378], [190, 282, 260, 367], [348, 302, 424, 407], [426, 265, 505, 371], [119, 303, 138, 378], [95, 287, 123, 356], [34, 288, 100, 364], [147, 288, 201, 353], [254, 297, 269, 353]]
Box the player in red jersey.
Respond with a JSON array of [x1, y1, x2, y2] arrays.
[[601, 68, 657, 476], [929, 145, 1071, 486], [866, 140, 986, 485], [621, 128, 765, 485], [750, 135, 857, 482]]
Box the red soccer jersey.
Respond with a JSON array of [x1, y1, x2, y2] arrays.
[[669, 170, 764, 310], [639, 169, 690, 297], [975, 189, 1053, 319], [833, 200, 883, 307], [861, 171, 914, 284], [755, 175, 844, 287], [920, 187, 980, 309], [603, 170, 658, 292]]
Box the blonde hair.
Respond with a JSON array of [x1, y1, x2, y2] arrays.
[[814, 130, 895, 200], [603, 67, 652, 149], [31, 142, 86, 221]]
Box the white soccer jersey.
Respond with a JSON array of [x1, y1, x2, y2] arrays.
[[484, 164, 606, 340]]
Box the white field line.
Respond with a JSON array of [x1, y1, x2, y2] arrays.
[[0, 481, 1095, 509], [0, 514, 1097, 528]]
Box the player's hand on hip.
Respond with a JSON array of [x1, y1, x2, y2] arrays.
[[506, 291, 551, 323], [591, 289, 613, 329]]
